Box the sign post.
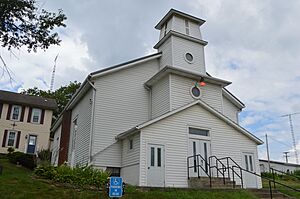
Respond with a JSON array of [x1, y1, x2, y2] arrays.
[[109, 177, 123, 198]]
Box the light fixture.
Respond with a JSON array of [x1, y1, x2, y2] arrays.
[[199, 77, 206, 86], [25, 135, 28, 139]]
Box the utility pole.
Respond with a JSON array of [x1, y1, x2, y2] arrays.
[[266, 133, 271, 172], [281, 112, 300, 164], [283, 151, 290, 163]]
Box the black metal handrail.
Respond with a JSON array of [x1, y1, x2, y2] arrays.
[[209, 156, 227, 185], [187, 154, 210, 180], [237, 166, 300, 198], [270, 167, 300, 182]]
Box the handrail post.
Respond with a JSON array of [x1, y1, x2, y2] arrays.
[[216, 160, 219, 178], [240, 168, 244, 189], [232, 167, 235, 188], [271, 168, 276, 189], [187, 157, 190, 179], [209, 157, 212, 188], [227, 158, 230, 180], [197, 155, 200, 178], [269, 180, 273, 199]]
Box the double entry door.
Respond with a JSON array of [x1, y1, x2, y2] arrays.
[[188, 138, 211, 177]]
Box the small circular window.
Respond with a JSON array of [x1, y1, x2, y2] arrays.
[[190, 86, 201, 99], [185, 53, 193, 63]]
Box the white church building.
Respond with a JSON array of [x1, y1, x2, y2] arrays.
[[51, 9, 263, 188]]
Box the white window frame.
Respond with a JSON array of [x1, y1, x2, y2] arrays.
[[7, 131, 17, 147], [31, 108, 42, 123], [10, 105, 21, 121]]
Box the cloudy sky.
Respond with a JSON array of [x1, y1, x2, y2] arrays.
[[1, 0, 300, 163]]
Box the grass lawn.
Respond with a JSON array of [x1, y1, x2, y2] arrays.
[[0, 158, 258, 199]]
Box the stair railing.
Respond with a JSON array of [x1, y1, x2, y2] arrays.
[[187, 154, 210, 180], [238, 167, 300, 199], [270, 167, 300, 188], [209, 156, 227, 185]]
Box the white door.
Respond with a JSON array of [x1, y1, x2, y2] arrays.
[[188, 139, 211, 177], [242, 153, 257, 188], [147, 144, 165, 187]]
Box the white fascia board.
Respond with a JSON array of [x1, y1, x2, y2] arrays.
[[90, 53, 162, 80], [145, 66, 231, 88], [222, 89, 245, 109]]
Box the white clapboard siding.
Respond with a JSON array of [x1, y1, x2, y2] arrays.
[[51, 125, 61, 166], [222, 96, 239, 123], [189, 21, 202, 39], [139, 105, 261, 188], [122, 133, 140, 166], [92, 59, 159, 167], [121, 133, 140, 185], [68, 89, 92, 166], [170, 74, 223, 112], [151, 75, 170, 118], [121, 164, 140, 185], [171, 36, 205, 74], [158, 37, 172, 68]]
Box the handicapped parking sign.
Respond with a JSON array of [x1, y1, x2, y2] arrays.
[[109, 177, 123, 198]]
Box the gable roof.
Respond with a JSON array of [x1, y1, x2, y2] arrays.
[[155, 9, 205, 30], [116, 99, 263, 145], [0, 90, 57, 110], [90, 52, 162, 79], [51, 52, 162, 132], [145, 65, 231, 88]]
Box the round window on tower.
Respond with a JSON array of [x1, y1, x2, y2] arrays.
[[190, 86, 201, 99], [185, 53, 194, 63]]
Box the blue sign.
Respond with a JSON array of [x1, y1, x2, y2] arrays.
[[109, 177, 123, 198]]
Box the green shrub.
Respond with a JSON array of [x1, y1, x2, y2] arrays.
[[37, 149, 51, 162], [34, 164, 110, 189], [7, 147, 14, 154], [8, 151, 37, 170], [293, 170, 300, 177]]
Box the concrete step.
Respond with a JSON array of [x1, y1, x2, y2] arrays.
[[188, 177, 241, 189], [248, 189, 294, 199]]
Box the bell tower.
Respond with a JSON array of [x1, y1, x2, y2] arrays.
[[154, 9, 208, 74]]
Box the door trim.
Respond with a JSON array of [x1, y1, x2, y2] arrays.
[[26, 134, 38, 154], [146, 143, 165, 187]]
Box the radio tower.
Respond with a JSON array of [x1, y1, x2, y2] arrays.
[[50, 53, 59, 91], [281, 112, 300, 164]]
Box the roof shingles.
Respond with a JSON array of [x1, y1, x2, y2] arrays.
[[0, 90, 57, 110]]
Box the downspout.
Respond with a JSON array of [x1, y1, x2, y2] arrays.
[[144, 84, 152, 120], [87, 77, 96, 165]]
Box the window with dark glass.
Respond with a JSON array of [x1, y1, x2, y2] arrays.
[[185, 53, 193, 62], [31, 108, 41, 123], [245, 155, 249, 171], [150, 147, 155, 166], [129, 139, 133, 150], [191, 86, 200, 98], [157, 148, 161, 167], [11, 105, 21, 120], [7, 131, 16, 147], [189, 128, 209, 136], [193, 141, 197, 172], [249, 155, 253, 171]]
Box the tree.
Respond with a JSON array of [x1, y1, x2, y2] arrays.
[[0, 0, 67, 52], [21, 81, 81, 122]]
